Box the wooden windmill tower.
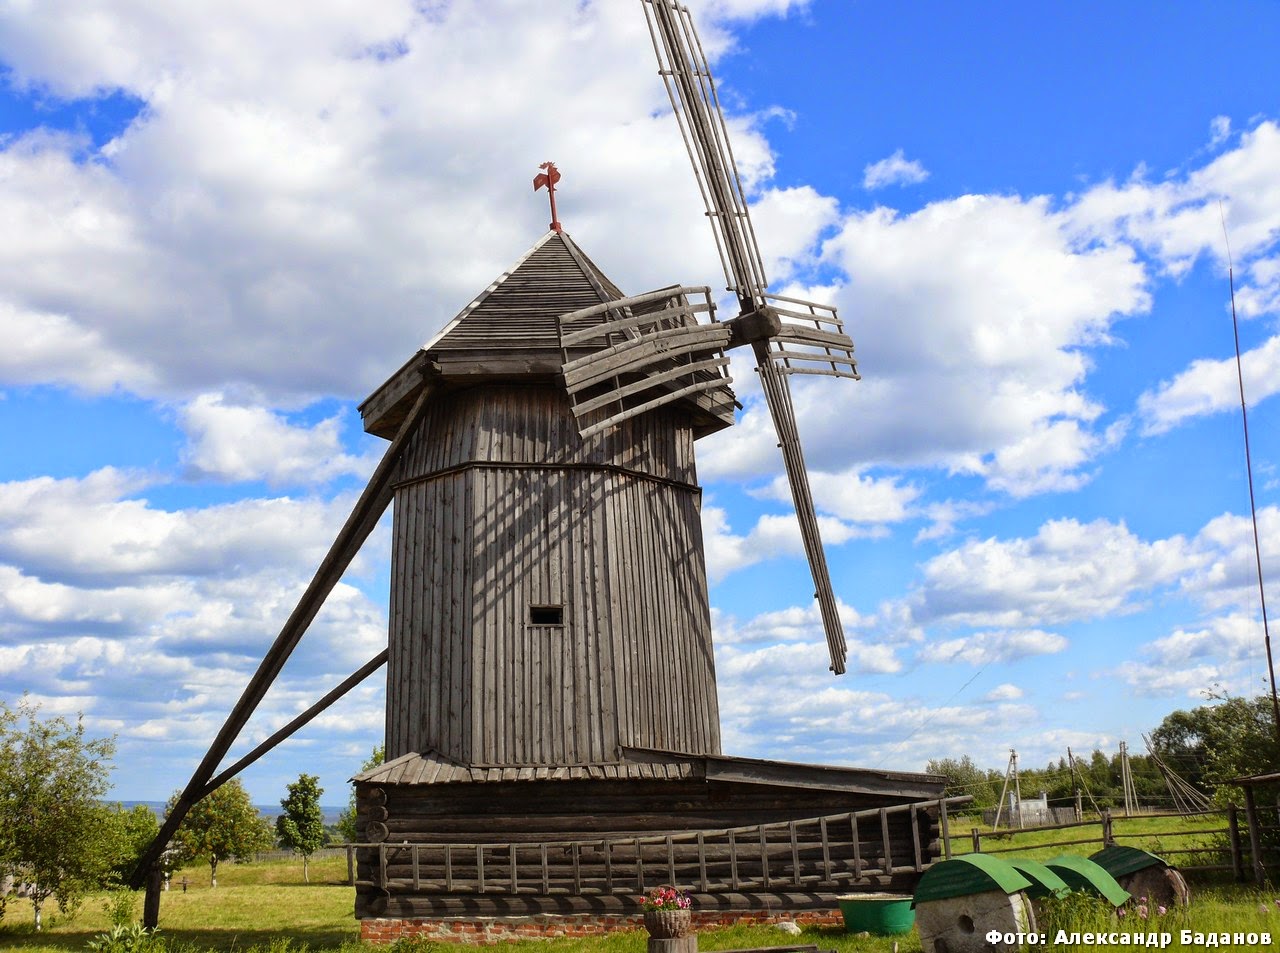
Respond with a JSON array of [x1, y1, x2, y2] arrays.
[[136, 0, 952, 930]]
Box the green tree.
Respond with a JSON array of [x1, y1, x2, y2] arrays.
[[0, 698, 118, 930], [336, 745, 384, 843], [102, 803, 161, 884], [925, 755, 1001, 810], [1151, 692, 1279, 799], [167, 779, 274, 887], [276, 773, 326, 883]]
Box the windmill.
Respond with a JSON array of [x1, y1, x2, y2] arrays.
[[559, 0, 860, 675], [135, 0, 950, 932]]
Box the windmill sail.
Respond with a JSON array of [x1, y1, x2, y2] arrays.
[[642, 0, 852, 673], [642, 0, 768, 304]]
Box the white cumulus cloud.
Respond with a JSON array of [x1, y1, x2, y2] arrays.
[[863, 149, 930, 190]]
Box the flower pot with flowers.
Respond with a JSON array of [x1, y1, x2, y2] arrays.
[[641, 885, 693, 938]]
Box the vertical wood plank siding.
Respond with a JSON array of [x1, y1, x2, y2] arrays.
[[385, 384, 721, 764]]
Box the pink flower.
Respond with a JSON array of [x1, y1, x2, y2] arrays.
[[1157, 905, 1167, 916], [642, 886, 692, 911]]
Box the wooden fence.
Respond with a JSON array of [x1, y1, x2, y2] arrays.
[[345, 797, 966, 899], [955, 807, 1250, 880]]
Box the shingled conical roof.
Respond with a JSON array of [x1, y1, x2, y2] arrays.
[[423, 230, 623, 354], [359, 229, 734, 440]]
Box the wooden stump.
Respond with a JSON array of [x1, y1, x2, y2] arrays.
[[647, 937, 697, 953]]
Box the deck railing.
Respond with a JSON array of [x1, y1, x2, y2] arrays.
[[347, 796, 967, 896]]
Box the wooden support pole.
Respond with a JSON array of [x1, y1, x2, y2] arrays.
[[133, 386, 431, 924], [143, 865, 163, 928], [201, 649, 388, 797]]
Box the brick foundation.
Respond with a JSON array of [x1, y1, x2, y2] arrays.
[[359, 909, 845, 945]]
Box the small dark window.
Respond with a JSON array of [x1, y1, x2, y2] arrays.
[[529, 605, 564, 626]]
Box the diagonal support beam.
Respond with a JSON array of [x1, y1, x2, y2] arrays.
[[198, 649, 389, 800], [132, 385, 430, 903]]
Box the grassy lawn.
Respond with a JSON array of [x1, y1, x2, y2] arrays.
[[945, 811, 1231, 865], [3, 829, 1279, 953]]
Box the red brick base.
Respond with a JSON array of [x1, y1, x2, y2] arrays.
[[360, 910, 845, 945]]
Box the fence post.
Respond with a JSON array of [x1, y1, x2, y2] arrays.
[[971, 828, 981, 853], [1228, 804, 1245, 882], [1101, 808, 1114, 847], [940, 799, 952, 860], [1244, 786, 1266, 885]]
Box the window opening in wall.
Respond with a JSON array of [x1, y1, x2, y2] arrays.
[[529, 605, 564, 626]]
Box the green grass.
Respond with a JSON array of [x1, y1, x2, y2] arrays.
[[0, 856, 358, 953], [3, 838, 1279, 953], [946, 811, 1229, 865]]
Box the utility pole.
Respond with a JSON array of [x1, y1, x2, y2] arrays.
[[993, 749, 1019, 830], [1120, 741, 1138, 817], [1013, 750, 1023, 829], [1068, 746, 1082, 822]]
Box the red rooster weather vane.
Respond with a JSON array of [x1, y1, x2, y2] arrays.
[[533, 161, 563, 232]]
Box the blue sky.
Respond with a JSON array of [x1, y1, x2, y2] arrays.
[[1, 0, 1278, 805]]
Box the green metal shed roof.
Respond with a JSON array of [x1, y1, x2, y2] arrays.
[[913, 854, 1033, 906], [1006, 859, 1072, 899], [1089, 845, 1169, 879], [1045, 855, 1132, 907]]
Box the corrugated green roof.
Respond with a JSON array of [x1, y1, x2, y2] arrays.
[[912, 855, 1033, 906], [1089, 845, 1168, 879], [1045, 855, 1132, 907], [1006, 859, 1071, 899]]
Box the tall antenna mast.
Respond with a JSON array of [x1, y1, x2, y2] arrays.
[[1221, 204, 1279, 753]]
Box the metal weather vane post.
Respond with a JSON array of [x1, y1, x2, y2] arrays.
[[534, 161, 563, 232]]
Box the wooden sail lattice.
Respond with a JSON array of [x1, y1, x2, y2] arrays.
[[559, 286, 735, 439], [765, 293, 861, 381]]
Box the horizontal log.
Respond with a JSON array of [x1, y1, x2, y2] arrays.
[[356, 883, 916, 918], [360, 830, 930, 857], [360, 866, 923, 896], [372, 796, 939, 824], [358, 837, 918, 863]]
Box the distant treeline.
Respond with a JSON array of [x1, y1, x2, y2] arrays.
[[927, 692, 1280, 811], [114, 802, 349, 827]]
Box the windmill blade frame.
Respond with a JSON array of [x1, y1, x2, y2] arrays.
[[765, 292, 861, 381], [640, 0, 853, 674], [642, 0, 769, 304], [754, 347, 847, 673], [558, 285, 736, 438]]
